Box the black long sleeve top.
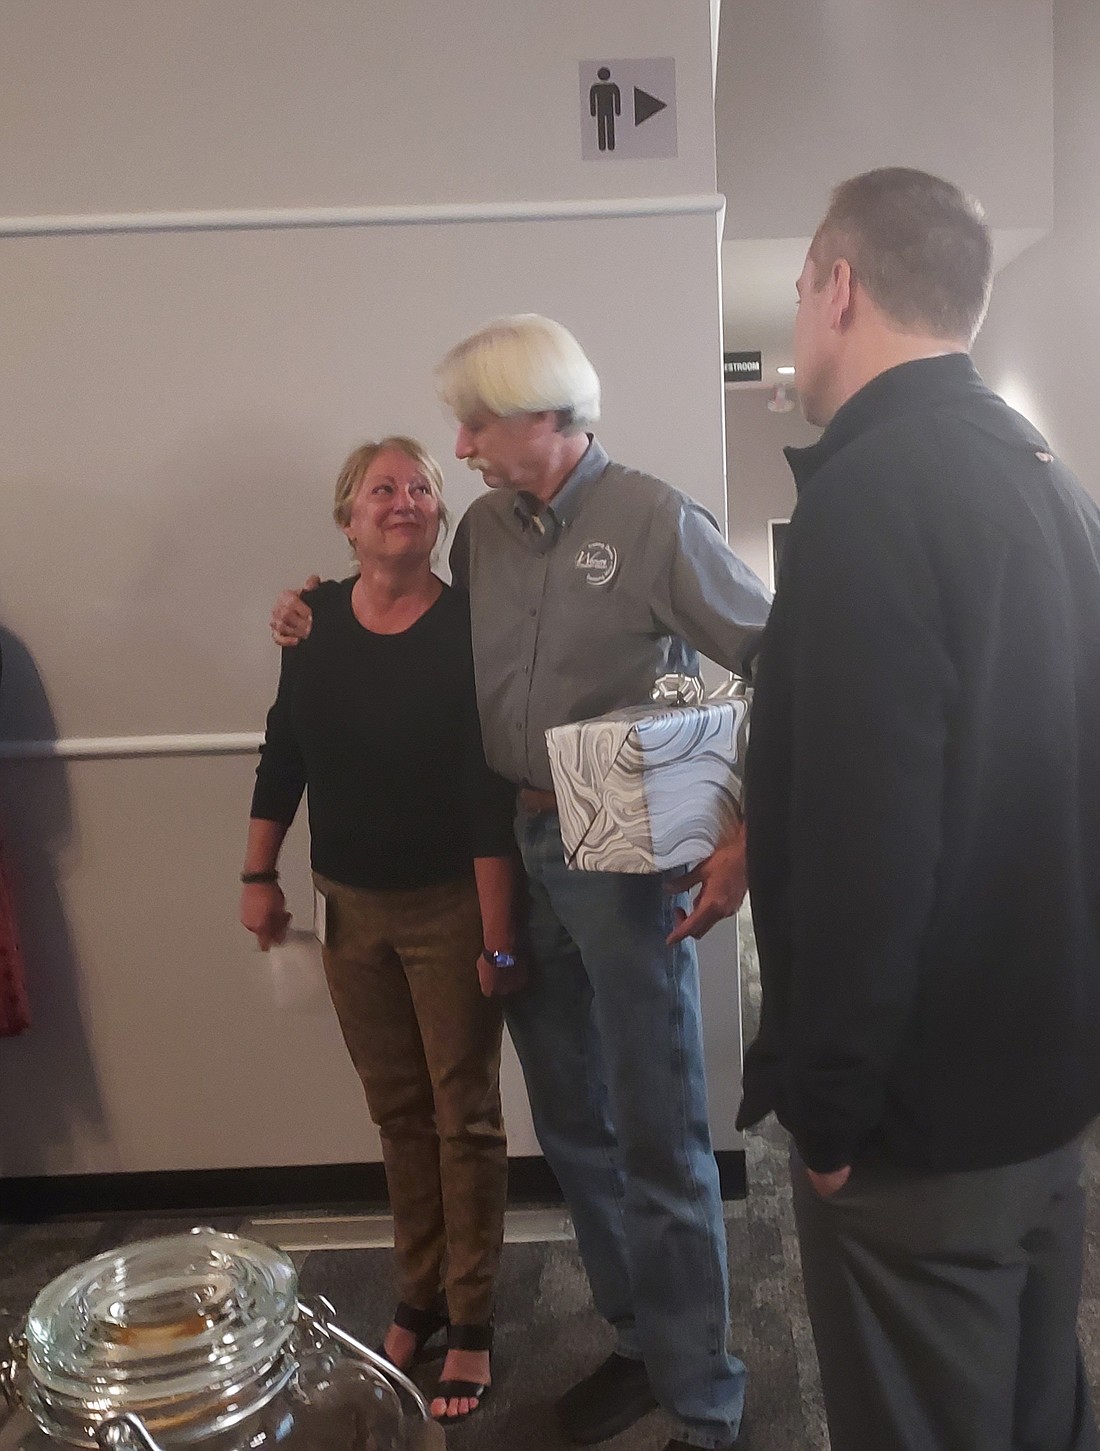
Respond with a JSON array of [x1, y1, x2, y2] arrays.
[[251, 578, 516, 890], [739, 355, 1100, 1175]]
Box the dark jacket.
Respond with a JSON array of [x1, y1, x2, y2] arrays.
[[738, 354, 1100, 1175]]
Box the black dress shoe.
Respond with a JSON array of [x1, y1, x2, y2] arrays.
[[557, 1352, 658, 1444]]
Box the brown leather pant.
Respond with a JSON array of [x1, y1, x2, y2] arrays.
[[315, 872, 506, 1325]]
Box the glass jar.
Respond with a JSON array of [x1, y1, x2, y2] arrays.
[[0, 1228, 442, 1451]]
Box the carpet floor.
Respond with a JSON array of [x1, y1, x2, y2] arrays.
[[2, 906, 1099, 1449]]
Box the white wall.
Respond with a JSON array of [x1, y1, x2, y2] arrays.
[[1, 0, 718, 215], [716, 0, 1053, 242], [714, 0, 1055, 387], [725, 391, 819, 587], [0, 0, 742, 1177], [972, 0, 1100, 498], [0, 216, 729, 743], [716, 0, 1075, 568]]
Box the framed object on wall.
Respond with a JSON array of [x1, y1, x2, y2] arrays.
[[767, 518, 790, 592]]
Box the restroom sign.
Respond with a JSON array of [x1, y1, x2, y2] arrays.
[[724, 351, 763, 383], [580, 58, 677, 161]]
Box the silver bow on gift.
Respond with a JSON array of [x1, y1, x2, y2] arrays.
[[651, 673, 751, 706], [651, 673, 705, 707], [649, 671, 753, 817]]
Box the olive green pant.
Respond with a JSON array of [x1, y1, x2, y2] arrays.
[[315, 873, 507, 1325]]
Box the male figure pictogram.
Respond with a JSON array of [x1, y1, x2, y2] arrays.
[[590, 67, 621, 152]]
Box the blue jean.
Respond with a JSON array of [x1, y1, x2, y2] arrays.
[[508, 809, 746, 1449]]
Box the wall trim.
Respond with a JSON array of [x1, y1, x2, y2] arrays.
[[0, 732, 263, 761], [0, 1152, 746, 1221], [0, 194, 725, 241]]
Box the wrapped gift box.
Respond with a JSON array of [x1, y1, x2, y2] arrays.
[[545, 693, 750, 873]]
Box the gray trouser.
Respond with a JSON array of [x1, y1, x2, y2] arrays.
[[791, 1138, 1097, 1451]]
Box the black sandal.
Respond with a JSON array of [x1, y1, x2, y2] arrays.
[[432, 1320, 493, 1422], [376, 1298, 449, 1368]]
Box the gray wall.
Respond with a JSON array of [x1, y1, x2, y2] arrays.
[[715, 0, 1054, 369], [718, 0, 1076, 582], [716, 0, 1053, 242], [973, 0, 1100, 499], [0, 0, 742, 1177], [2, 0, 1089, 1184], [725, 391, 817, 588]]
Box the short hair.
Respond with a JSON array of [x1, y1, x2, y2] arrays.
[[809, 168, 994, 345], [333, 435, 449, 536], [435, 314, 601, 432]]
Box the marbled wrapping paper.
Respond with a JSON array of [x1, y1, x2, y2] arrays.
[[546, 697, 750, 873]]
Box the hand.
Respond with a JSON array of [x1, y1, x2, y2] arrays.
[[665, 818, 747, 944], [477, 952, 527, 998], [240, 882, 292, 950], [806, 1165, 852, 1198], [270, 575, 320, 646]]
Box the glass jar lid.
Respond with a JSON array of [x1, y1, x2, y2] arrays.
[[22, 1229, 297, 1437]]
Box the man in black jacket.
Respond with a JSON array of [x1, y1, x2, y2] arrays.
[[738, 167, 1100, 1451]]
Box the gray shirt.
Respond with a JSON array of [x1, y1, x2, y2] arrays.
[[450, 436, 772, 789]]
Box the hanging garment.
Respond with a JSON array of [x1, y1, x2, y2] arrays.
[[0, 832, 30, 1036]]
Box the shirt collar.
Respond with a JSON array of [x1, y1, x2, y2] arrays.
[[784, 353, 985, 494], [512, 435, 609, 534]]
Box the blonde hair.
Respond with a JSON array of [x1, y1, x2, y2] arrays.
[[810, 168, 993, 345], [435, 314, 601, 432], [333, 435, 450, 540]]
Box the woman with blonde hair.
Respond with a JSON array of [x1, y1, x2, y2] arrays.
[[240, 435, 519, 1423]]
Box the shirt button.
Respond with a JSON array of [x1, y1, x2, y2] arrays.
[[1035, 450, 1054, 463]]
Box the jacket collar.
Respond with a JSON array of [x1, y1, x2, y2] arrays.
[[784, 353, 985, 494]]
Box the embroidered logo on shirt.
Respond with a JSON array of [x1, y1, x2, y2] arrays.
[[575, 541, 619, 587]]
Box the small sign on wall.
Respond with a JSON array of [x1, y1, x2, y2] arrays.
[[724, 351, 763, 384], [579, 59, 677, 161]]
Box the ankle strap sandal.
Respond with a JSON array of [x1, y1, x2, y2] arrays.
[[432, 1320, 494, 1422], [377, 1298, 449, 1366]]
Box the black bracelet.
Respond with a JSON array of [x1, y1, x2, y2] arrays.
[[240, 869, 279, 885]]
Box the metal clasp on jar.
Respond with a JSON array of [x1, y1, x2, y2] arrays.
[[295, 1300, 445, 1451], [1, 1329, 28, 1417]]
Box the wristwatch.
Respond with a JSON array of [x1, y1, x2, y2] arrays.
[[482, 949, 518, 969]]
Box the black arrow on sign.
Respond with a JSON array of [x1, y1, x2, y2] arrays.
[[634, 86, 667, 126]]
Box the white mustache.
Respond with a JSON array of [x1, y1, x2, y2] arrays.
[[466, 457, 492, 473]]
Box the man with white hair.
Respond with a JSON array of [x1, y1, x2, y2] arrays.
[[274, 314, 769, 1450]]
